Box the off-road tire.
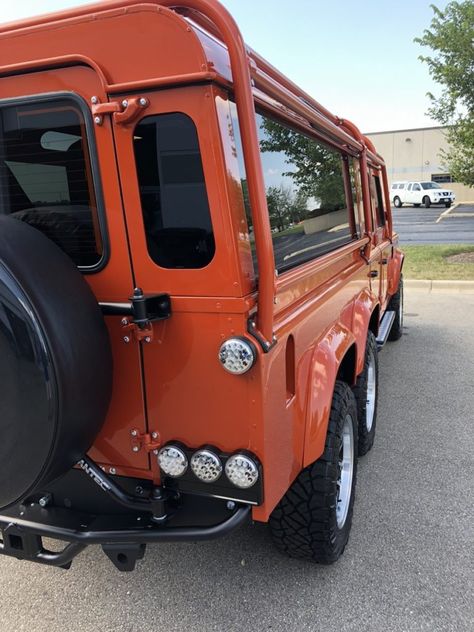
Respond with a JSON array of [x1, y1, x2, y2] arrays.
[[352, 331, 378, 456], [393, 197, 402, 208], [388, 275, 404, 341], [423, 196, 431, 208], [445, 201, 452, 208], [269, 382, 358, 564]]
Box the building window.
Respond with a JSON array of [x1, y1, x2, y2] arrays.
[[133, 113, 215, 269], [432, 173, 453, 184], [0, 99, 103, 267]]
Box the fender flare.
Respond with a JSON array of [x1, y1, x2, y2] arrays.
[[302, 322, 357, 468], [388, 248, 405, 296], [352, 288, 380, 374]]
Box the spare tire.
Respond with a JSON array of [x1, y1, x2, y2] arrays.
[[0, 216, 112, 511]]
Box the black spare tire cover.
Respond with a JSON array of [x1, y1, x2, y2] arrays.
[[0, 216, 112, 510]]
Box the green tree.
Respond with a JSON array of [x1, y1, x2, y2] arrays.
[[288, 189, 309, 224], [415, 2, 474, 185], [259, 118, 346, 212], [266, 185, 293, 232]]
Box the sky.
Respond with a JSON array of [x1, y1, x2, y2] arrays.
[[0, 0, 449, 133]]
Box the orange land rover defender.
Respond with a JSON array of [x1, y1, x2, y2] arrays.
[[0, 0, 404, 571]]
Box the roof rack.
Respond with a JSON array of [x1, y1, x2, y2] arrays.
[[0, 0, 392, 338], [164, 2, 392, 244]]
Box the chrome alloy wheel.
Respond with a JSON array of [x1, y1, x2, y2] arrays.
[[366, 350, 377, 432], [336, 414, 355, 529]]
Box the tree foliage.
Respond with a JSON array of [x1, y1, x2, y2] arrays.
[[415, 2, 474, 185], [260, 119, 346, 212]]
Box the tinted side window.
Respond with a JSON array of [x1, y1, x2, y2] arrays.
[[230, 106, 358, 274], [133, 113, 215, 269], [372, 175, 386, 228], [0, 99, 103, 267]]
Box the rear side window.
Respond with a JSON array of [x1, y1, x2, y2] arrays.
[[371, 175, 386, 228], [133, 113, 215, 269], [230, 105, 359, 274], [0, 98, 103, 267]]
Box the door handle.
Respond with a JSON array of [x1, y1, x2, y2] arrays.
[[369, 270, 379, 278]]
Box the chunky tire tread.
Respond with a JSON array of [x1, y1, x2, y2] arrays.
[[352, 331, 378, 456], [269, 382, 358, 564], [388, 275, 403, 341]]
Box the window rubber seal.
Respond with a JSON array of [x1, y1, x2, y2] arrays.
[[0, 90, 109, 275]]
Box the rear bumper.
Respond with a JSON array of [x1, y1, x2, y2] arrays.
[[0, 502, 250, 571], [0, 467, 251, 571]]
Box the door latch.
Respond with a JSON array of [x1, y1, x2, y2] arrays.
[[121, 288, 171, 343]]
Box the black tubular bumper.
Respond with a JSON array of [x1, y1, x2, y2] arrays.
[[0, 504, 251, 571], [0, 460, 254, 571]]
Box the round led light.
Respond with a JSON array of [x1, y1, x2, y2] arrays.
[[218, 337, 256, 375], [157, 445, 188, 478], [190, 449, 222, 483], [225, 453, 259, 489]]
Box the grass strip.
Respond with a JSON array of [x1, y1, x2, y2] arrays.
[[401, 244, 474, 280]]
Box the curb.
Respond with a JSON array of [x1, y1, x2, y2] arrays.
[[405, 279, 474, 293], [436, 202, 474, 223]]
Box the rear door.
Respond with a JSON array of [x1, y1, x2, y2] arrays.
[[412, 182, 422, 204], [0, 66, 149, 472], [109, 85, 243, 451]]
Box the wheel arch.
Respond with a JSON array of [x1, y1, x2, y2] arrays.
[[302, 322, 357, 468], [352, 288, 380, 374], [388, 248, 404, 296]]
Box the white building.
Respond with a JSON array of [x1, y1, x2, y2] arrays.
[[366, 126, 473, 203]]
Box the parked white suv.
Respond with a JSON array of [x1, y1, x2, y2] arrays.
[[391, 181, 455, 208]]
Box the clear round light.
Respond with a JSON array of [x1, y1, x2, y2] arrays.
[[225, 454, 259, 489], [218, 337, 256, 375], [157, 445, 188, 477], [190, 449, 222, 483]]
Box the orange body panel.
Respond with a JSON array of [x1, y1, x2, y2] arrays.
[[0, 0, 403, 522]]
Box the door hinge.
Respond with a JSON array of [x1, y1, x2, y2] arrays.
[[91, 96, 149, 126], [130, 429, 161, 454]]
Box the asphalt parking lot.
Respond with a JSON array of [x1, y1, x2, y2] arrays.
[[1, 289, 473, 632], [392, 204, 474, 244]]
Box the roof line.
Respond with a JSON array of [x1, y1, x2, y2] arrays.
[[365, 125, 450, 135]]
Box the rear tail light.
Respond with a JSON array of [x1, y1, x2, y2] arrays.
[[157, 445, 188, 477], [190, 449, 222, 483], [218, 337, 256, 374], [225, 453, 259, 489]]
